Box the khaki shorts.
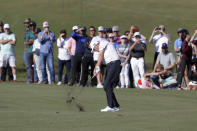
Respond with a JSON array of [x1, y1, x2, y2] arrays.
[[0, 54, 16, 67]]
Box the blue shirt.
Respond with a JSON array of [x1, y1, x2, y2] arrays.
[[38, 31, 56, 54], [71, 32, 86, 56], [174, 38, 182, 56]]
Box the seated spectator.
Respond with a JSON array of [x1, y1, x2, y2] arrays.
[[188, 58, 197, 90], [141, 75, 160, 89], [147, 64, 177, 89], [151, 43, 176, 87]]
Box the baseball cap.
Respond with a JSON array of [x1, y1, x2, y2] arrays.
[[112, 26, 119, 32], [43, 21, 49, 28], [72, 25, 79, 31], [98, 26, 104, 32], [4, 24, 10, 29], [108, 33, 115, 38], [0, 20, 3, 26], [29, 21, 36, 27], [120, 35, 127, 39], [161, 43, 168, 49], [80, 26, 86, 31], [24, 18, 31, 24], [134, 32, 141, 37]]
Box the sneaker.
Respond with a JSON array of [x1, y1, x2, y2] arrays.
[[115, 86, 120, 89], [97, 83, 103, 88], [100, 106, 115, 112], [57, 81, 62, 86], [37, 80, 42, 84], [113, 106, 120, 111]]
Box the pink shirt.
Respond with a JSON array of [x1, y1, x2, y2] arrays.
[[67, 37, 76, 56]]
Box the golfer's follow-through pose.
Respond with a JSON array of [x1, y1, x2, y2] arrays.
[[94, 39, 121, 112]]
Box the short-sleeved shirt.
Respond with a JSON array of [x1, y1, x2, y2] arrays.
[[99, 40, 120, 64], [117, 43, 130, 63], [90, 36, 106, 61], [130, 39, 146, 58], [0, 32, 16, 56], [156, 52, 176, 74], [25, 31, 36, 53], [174, 38, 182, 56], [152, 34, 169, 53]]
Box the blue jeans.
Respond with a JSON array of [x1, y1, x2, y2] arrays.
[[24, 50, 33, 83], [151, 75, 160, 87], [40, 52, 55, 83], [34, 64, 38, 82], [58, 59, 71, 83]]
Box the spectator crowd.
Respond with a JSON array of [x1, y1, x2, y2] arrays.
[[0, 18, 197, 90]]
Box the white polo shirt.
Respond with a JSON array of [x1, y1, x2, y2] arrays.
[[152, 34, 169, 53], [90, 36, 106, 61], [57, 38, 71, 61], [99, 40, 120, 64]]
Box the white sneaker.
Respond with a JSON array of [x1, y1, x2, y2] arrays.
[[100, 106, 115, 112], [97, 83, 103, 88], [57, 81, 62, 86], [113, 106, 120, 111], [116, 86, 120, 89], [37, 80, 42, 84]]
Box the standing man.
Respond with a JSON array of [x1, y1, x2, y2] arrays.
[[68, 26, 87, 86], [95, 39, 121, 112], [79, 26, 96, 87], [112, 26, 121, 44], [56, 29, 71, 85], [0, 20, 13, 81], [38, 21, 56, 84], [149, 25, 170, 68], [25, 21, 37, 83], [90, 26, 106, 88], [23, 18, 33, 83], [130, 32, 147, 88], [174, 28, 188, 69], [0, 24, 17, 81]]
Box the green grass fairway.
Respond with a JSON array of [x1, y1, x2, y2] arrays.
[[0, 83, 197, 131]]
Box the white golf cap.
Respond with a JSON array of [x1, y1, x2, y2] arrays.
[[4, 24, 10, 29], [134, 32, 141, 37], [120, 35, 127, 39], [112, 26, 119, 32], [98, 26, 104, 32], [72, 25, 79, 31], [108, 33, 115, 38]]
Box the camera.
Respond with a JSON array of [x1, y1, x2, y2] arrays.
[[156, 27, 161, 31]]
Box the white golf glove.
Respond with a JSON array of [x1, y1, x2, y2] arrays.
[[95, 66, 101, 74]]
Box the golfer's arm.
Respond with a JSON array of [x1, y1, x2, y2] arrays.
[[96, 50, 104, 67]]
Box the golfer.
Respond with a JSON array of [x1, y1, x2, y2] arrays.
[[94, 39, 121, 112]]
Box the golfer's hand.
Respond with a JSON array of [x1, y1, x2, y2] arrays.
[[94, 66, 100, 75]]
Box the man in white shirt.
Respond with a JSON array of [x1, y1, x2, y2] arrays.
[[149, 25, 170, 68], [95, 39, 121, 112], [56, 29, 71, 85], [90, 26, 107, 88], [0, 24, 16, 81]]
